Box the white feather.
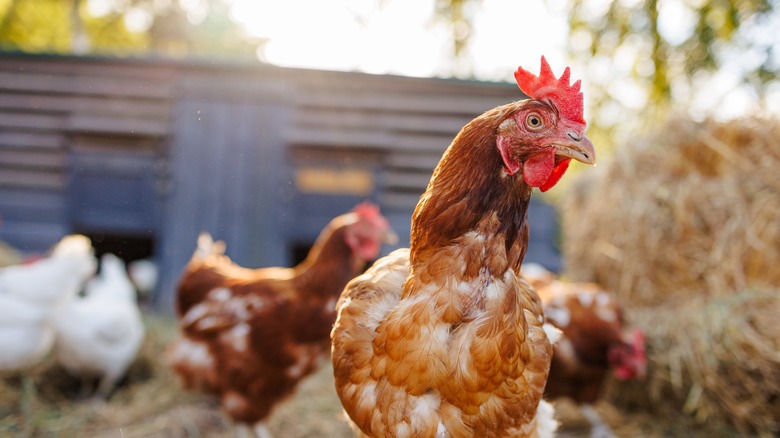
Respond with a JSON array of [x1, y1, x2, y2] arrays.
[[0, 234, 96, 371], [54, 253, 144, 397], [542, 323, 563, 345]]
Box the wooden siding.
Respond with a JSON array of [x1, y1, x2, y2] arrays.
[[0, 55, 174, 252], [0, 54, 563, 313]]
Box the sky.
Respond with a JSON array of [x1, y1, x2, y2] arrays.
[[224, 0, 780, 120], [88, 0, 779, 120], [228, 0, 570, 82]]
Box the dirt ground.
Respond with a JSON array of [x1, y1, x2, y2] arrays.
[[0, 314, 729, 438]]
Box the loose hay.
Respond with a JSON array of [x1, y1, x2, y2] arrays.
[[0, 314, 352, 437], [611, 290, 780, 436], [561, 116, 780, 435]]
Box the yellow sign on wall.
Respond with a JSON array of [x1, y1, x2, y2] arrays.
[[294, 168, 374, 196]]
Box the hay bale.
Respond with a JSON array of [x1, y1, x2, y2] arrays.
[[563, 117, 780, 304], [614, 290, 780, 436], [560, 116, 780, 435]]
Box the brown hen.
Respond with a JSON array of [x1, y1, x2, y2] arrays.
[[331, 57, 597, 438], [168, 202, 395, 438]]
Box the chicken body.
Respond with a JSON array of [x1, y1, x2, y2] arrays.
[[54, 253, 145, 399], [332, 59, 596, 438], [0, 235, 96, 371], [168, 204, 394, 435], [0, 293, 57, 370], [332, 239, 558, 437], [522, 264, 646, 437], [0, 234, 96, 306]]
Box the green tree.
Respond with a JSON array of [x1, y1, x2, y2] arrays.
[[0, 0, 144, 54], [564, 0, 778, 138], [430, 0, 778, 140], [0, 0, 261, 59]]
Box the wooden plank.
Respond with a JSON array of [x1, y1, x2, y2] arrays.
[[0, 56, 178, 82], [67, 114, 169, 137], [0, 93, 171, 119], [394, 133, 452, 152], [380, 192, 424, 211], [289, 67, 517, 98], [0, 131, 63, 149], [0, 188, 66, 223], [286, 130, 450, 156], [0, 111, 64, 131], [220, 102, 255, 264], [0, 168, 64, 189], [0, 221, 69, 254], [155, 98, 225, 311], [385, 153, 441, 171], [0, 71, 173, 99], [290, 108, 471, 135], [285, 127, 395, 150], [0, 149, 65, 169], [237, 103, 292, 267], [381, 170, 431, 191], [177, 74, 287, 100], [70, 152, 158, 176], [293, 90, 512, 116], [289, 146, 381, 165], [70, 135, 160, 154]]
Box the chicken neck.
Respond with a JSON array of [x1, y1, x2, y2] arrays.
[[292, 226, 364, 299], [409, 103, 532, 274]]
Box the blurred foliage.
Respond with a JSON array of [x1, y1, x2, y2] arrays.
[[0, 0, 262, 59], [432, 0, 778, 146], [434, 0, 476, 58], [563, 0, 778, 140]]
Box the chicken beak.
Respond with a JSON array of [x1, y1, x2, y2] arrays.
[[382, 228, 399, 246], [553, 131, 596, 165]]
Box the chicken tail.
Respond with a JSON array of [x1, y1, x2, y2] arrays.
[[193, 232, 226, 260]]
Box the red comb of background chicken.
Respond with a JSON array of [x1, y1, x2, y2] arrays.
[[353, 201, 380, 219], [514, 56, 585, 126], [353, 201, 392, 234]]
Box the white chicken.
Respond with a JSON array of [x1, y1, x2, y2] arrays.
[[54, 253, 145, 400], [127, 257, 158, 301], [0, 234, 97, 371]]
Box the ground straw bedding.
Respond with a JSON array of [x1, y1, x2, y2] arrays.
[[561, 116, 780, 436], [0, 314, 352, 438]]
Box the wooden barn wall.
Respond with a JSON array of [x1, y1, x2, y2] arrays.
[[155, 69, 293, 310], [0, 54, 563, 313], [0, 55, 174, 253]]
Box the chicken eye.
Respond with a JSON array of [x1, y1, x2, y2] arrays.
[[526, 113, 544, 130]]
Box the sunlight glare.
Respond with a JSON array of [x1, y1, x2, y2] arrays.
[[230, 0, 448, 76], [228, 0, 564, 79]]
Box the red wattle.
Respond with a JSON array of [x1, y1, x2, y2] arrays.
[[539, 158, 571, 192], [523, 150, 571, 192], [523, 149, 555, 187]]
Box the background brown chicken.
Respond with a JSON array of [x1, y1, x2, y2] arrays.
[[330, 57, 596, 438], [167, 202, 395, 438], [521, 263, 646, 438]]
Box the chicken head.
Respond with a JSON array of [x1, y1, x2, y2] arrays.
[[497, 56, 596, 192], [343, 201, 398, 261], [609, 328, 647, 380]]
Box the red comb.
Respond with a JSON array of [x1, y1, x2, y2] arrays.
[[514, 56, 585, 126], [353, 201, 380, 219]]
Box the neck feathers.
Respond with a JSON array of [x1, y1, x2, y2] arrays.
[[295, 225, 363, 296], [409, 103, 532, 271]]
